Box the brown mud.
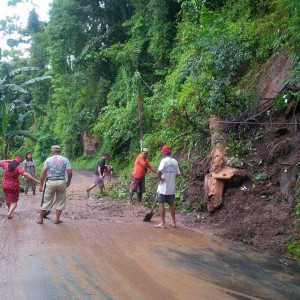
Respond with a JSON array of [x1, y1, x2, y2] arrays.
[[0, 169, 299, 299], [182, 114, 300, 251]]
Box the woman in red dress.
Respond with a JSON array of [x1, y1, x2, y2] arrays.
[[0, 157, 40, 219]]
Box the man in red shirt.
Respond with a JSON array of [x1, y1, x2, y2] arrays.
[[129, 148, 157, 203]]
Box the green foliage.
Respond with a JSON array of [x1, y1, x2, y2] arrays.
[[273, 91, 296, 111], [225, 136, 251, 157], [71, 155, 99, 170], [1, 0, 300, 180], [0, 62, 51, 158], [254, 172, 268, 182], [285, 240, 300, 260]]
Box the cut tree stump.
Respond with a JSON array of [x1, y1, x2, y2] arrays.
[[204, 117, 247, 213]]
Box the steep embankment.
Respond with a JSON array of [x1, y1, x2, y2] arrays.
[[179, 51, 300, 251]]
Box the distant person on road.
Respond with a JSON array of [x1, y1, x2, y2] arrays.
[[0, 157, 40, 219], [129, 148, 157, 204], [37, 145, 72, 224], [23, 152, 36, 195], [86, 152, 110, 197], [105, 165, 114, 182], [154, 146, 181, 229]]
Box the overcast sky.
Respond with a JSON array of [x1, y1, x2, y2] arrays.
[[0, 0, 52, 52]]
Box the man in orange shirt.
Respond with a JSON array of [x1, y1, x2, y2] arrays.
[[129, 148, 157, 203]]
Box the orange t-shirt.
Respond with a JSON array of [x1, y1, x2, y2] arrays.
[[132, 154, 152, 179]]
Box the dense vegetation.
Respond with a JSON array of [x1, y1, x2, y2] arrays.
[[0, 0, 298, 161], [0, 0, 299, 257]]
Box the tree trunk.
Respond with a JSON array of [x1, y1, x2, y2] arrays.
[[204, 117, 246, 213]]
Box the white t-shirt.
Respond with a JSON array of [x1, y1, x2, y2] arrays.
[[157, 156, 180, 195], [44, 155, 71, 180]]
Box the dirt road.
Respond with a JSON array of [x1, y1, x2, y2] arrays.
[[0, 170, 299, 300]]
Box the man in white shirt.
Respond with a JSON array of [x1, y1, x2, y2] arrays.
[[37, 145, 72, 224], [155, 145, 181, 229]]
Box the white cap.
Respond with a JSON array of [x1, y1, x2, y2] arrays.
[[142, 147, 148, 153]]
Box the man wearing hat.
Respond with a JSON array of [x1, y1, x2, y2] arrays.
[[155, 145, 181, 228], [37, 145, 72, 224], [129, 148, 157, 203]]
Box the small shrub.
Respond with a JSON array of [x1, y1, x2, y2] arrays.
[[225, 136, 250, 157], [285, 240, 300, 261], [273, 92, 294, 111], [254, 172, 268, 181]]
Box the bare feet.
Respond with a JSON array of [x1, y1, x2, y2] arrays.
[[154, 223, 166, 228], [170, 222, 177, 228], [54, 220, 63, 224]]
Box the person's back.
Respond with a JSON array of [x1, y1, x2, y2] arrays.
[[2, 162, 23, 182], [105, 165, 113, 180], [155, 146, 180, 229], [37, 145, 72, 225], [45, 155, 69, 180], [157, 156, 180, 195]]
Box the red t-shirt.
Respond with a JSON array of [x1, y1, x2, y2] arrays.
[[132, 154, 152, 179]]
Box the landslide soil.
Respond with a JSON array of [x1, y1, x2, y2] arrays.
[[180, 113, 300, 252]]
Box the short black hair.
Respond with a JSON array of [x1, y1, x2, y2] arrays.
[[103, 152, 110, 157]]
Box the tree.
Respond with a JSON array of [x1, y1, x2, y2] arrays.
[[0, 62, 51, 158]]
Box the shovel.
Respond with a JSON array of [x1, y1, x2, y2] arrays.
[[143, 199, 158, 222]]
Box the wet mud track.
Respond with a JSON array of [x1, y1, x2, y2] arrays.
[[0, 170, 299, 300]]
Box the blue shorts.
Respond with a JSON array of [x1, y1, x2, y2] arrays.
[[157, 193, 175, 204]]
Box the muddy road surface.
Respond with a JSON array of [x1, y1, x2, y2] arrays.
[[0, 169, 299, 300]]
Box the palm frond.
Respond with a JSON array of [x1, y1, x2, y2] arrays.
[[17, 111, 33, 123], [9, 67, 40, 77], [2, 84, 28, 94], [21, 76, 52, 86], [9, 130, 36, 140]]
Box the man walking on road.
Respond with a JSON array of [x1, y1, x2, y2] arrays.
[[155, 146, 181, 229], [86, 152, 110, 197], [37, 145, 72, 224], [129, 148, 157, 203]]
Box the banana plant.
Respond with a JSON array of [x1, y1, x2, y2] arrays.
[[0, 64, 51, 158]]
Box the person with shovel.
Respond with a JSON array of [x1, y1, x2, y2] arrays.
[[129, 148, 157, 204], [37, 145, 72, 224], [154, 146, 181, 229]]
